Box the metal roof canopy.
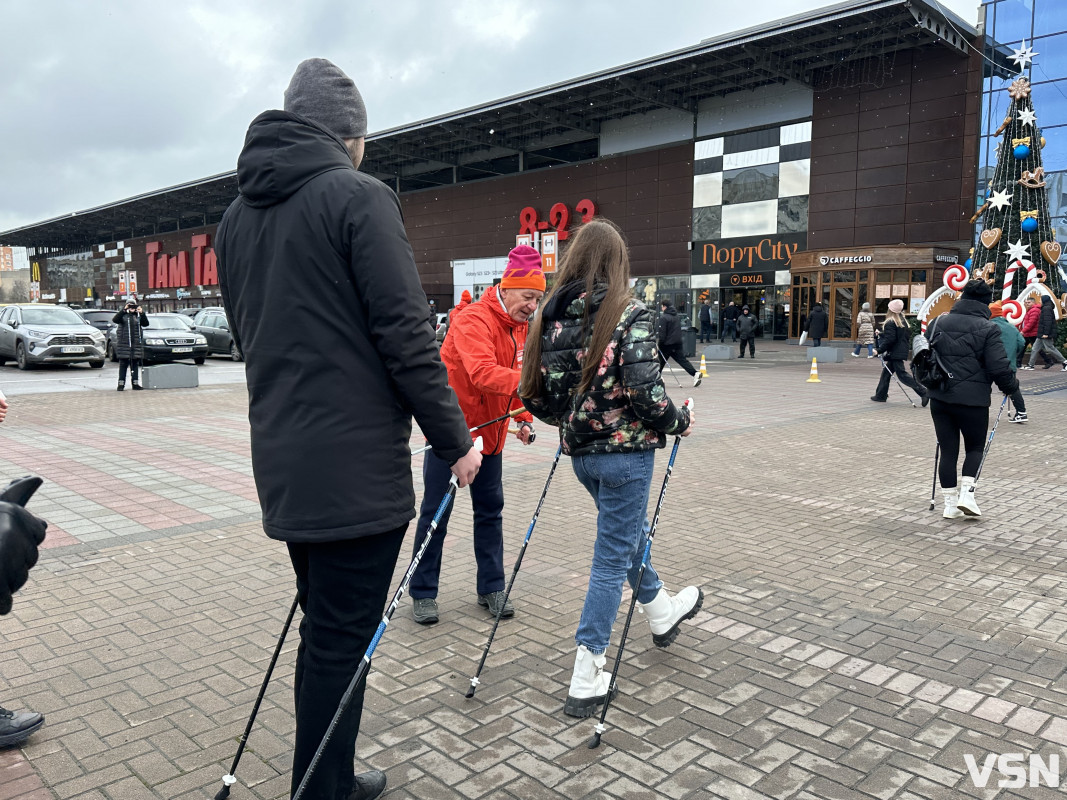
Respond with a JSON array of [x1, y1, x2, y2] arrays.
[[3, 0, 992, 253]]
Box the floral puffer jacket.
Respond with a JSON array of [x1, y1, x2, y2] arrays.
[[520, 283, 689, 456]]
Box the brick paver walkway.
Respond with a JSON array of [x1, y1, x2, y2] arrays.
[[1, 353, 1066, 799]]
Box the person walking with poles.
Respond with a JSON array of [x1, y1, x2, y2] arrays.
[[925, 279, 1018, 518], [215, 58, 481, 800], [698, 298, 713, 343], [657, 299, 702, 386], [409, 248, 543, 626], [721, 300, 740, 342], [519, 219, 702, 719], [1024, 295, 1067, 372], [871, 299, 928, 405], [112, 298, 148, 391]]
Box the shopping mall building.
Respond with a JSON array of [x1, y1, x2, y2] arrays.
[[4, 0, 1060, 342]]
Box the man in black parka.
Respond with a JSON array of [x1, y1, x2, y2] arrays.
[[1026, 294, 1067, 370], [216, 59, 481, 800], [657, 300, 702, 387]]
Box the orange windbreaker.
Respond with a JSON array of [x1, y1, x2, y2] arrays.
[[440, 285, 533, 455]]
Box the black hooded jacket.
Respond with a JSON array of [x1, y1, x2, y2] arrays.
[[215, 110, 471, 543], [657, 304, 683, 347], [804, 304, 828, 339], [925, 298, 1018, 407], [1038, 294, 1059, 338]]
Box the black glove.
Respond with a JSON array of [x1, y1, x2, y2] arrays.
[[0, 502, 48, 615]]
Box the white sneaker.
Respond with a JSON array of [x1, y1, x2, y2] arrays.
[[564, 645, 614, 718], [638, 586, 704, 647], [1062, 363, 1067, 371], [956, 477, 981, 517], [850, 352, 860, 358], [692, 373, 703, 387], [941, 488, 964, 519]]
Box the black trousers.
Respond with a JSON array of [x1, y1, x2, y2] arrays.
[[117, 359, 140, 384], [721, 320, 737, 341], [929, 399, 988, 488], [873, 358, 925, 400], [410, 450, 504, 598], [739, 336, 754, 357], [659, 342, 697, 376], [287, 527, 406, 800], [699, 321, 713, 342]]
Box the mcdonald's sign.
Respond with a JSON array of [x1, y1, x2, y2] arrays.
[[30, 261, 41, 282]]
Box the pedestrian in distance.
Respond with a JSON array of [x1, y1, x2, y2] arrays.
[[988, 301, 1029, 423], [803, 301, 828, 347], [698, 298, 713, 343], [737, 304, 759, 358], [871, 299, 928, 405], [925, 279, 1018, 518], [112, 298, 149, 391], [1024, 294, 1067, 371], [657, 299, 702, 387], [851, 302, 876, 358], [449, 289, 472, 326], [0, 393, 50, 748], [519, 218, 703, 720], [721, 300, 740, 342], [215, 57, 481, 800], [409, 248, 543, 626], [1019, 295, 1054, 369]]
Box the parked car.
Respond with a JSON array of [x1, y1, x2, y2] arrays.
[[106, 312, 208, 365], [191, 308, 242, 361], [434, 312, 449, 342], [76, 309, 115, 333], [0, 303, 107, 370], [175, 307, 202, 318]]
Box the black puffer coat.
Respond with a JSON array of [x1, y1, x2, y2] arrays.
[[657, 305, 683, 346], [1037, 294, 1059, 338], [805, 304, 828, 339], [111, 309, 149, 360], [878, 319, 911, 361], [520, 283, 689, 456], [215, 110, 470, 543], [925, 298, 1018, 407]]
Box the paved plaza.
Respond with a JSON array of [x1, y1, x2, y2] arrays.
[[1, 351, 1067, 799]]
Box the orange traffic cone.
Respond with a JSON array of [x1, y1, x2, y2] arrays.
[[806, 357, 821, 383]]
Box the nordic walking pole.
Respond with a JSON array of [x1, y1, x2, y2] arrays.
[[412, 408, 526, 455], [881, 358, 917, 407], [291, 438, 480, 800], [466, 440, 563, 698], [929, 442, 940, 511], [214, 595, 299, 800], [588, 400, 693, 750], [973, 395, 1009, 487], [661, 356, 683, 389]]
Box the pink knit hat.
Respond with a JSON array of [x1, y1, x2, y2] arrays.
[[500, 246, 546, 291], [888, 299, 904, 313]]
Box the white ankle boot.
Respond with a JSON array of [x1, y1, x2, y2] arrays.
[[638, 586, 704, 648], [941, 488, 964, 519], [565, 645, 613, 718], [957, 477, 981, 516]]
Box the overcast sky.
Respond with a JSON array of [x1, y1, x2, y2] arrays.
[[0, 0, 980, 233]]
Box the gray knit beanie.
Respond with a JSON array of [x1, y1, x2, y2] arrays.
[[283, 58, 367, 139]]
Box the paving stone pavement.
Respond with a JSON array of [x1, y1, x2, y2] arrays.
[[1, 354, 1066, 799]]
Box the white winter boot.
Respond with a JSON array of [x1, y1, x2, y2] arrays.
[[941, 488, 964, 519], [638, 586, 704, 648], [564, 645, 614, 718], [957, 477, 981, 516]]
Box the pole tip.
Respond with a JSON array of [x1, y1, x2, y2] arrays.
[[587, 733, 602, 749], [213, 788, 231, 800]]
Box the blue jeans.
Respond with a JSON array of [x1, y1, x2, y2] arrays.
[[571, 450, 663, 655], [410, 450, 504, 598], [853, 343, 874, 356]]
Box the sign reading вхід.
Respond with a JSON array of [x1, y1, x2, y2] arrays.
[[691, 233, 806, 275]]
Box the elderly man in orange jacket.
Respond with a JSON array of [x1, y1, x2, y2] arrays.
[[410, 246, 545, 624]]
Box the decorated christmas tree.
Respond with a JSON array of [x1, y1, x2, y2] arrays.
[[969, 42, 1065, 320]]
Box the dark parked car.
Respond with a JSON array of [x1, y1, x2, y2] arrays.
[[76, 309, 115, 333], [106, 312, 209, 365], [191, 308, 242, 361], [0, 304, 107, 369]]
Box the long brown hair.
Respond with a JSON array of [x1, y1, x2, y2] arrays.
[[519, 218, 633, 399]]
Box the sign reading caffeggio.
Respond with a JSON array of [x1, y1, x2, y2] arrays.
[[819, 253, 873, 266], [692, 233, 806, 274]]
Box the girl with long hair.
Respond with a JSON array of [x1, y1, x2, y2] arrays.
[[871, 298, 927, 404], [519, 218, 703, 718]]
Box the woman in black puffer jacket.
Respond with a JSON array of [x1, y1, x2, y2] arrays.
[[111, 299, 149, 391], [871, 298, 927, 404], [519, 219, 701, 720], [925, 279, 1018, 519]]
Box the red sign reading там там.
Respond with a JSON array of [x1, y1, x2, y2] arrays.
[[147, 234, 219, 289]]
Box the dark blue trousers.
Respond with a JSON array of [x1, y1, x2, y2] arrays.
[[410, 450, 504, 598]]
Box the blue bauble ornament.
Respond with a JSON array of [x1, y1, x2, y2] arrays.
[[1021, 217, 1038, 233], [964, 257, 973, 269], [1014, 144, 1031, 159]]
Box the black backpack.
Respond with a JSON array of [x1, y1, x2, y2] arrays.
[[910, 316, 953, 392]]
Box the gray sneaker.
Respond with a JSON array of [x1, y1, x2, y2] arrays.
[[477, 591, 515, 618], [411, 597, 439, 625]]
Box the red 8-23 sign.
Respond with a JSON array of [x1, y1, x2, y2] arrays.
[[518, 199, 596, 240]]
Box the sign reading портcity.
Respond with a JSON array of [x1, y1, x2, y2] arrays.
[[691, 233, 805, 274]]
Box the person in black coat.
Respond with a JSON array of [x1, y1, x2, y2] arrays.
[[736, 304, 760, 358], [721, 301, 740, 342], [804, 302, 829, 346], [698, 299, 713, 343], [925, 280, 1019, 519], [111, 299, 149, 391], [871, 299, 927, 405], [1025, 294, 1067, 370], [215, 59, 481, 800], [657, 300, 702, 386]]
